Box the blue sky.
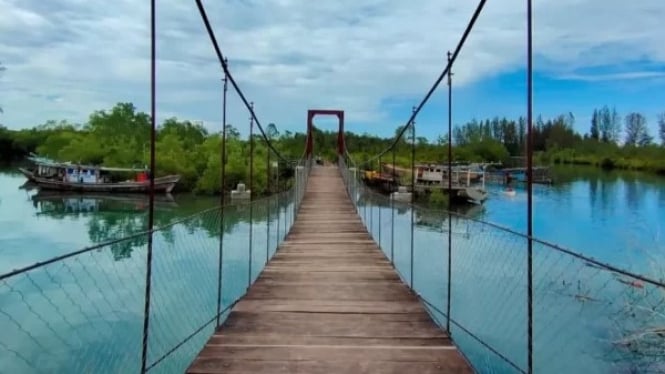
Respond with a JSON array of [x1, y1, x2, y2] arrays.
[[377, 64, 665, 141], [1, 0, 664, 144]]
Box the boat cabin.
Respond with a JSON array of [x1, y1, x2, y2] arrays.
[[64, 166, 100, 184], [415, 163, 486, 186], [416, 164, 447, 184], [25, 155, 149, 184]]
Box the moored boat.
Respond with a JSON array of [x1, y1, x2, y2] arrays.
[[19, 154, 180, 194], [413, 162, 489, 204]]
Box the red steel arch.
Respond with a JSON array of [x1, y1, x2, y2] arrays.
[[306, 109, 345, 158]]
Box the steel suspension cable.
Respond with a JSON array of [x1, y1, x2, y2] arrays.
[[193, 0, 294, 163], [344, 0, 488, 164]]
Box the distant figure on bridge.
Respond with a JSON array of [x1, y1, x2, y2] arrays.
[[315, 155, 323, 165]]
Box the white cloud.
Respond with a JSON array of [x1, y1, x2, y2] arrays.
[[0, 0, 663, 135], [560, 71, 665, 82]]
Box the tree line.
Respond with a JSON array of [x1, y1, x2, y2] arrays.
[[1, 102, 664, 194], [453, 107, 665, 150], [449, 106, 665, 173], [0, 103, 304, 194]]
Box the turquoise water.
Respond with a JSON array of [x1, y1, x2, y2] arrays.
[[351, 165, 665, 374], [1, 165, 664, 373], [0, 168, 298, 373]]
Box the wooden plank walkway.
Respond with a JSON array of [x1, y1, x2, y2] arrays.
[[187, 166, 472, 373]]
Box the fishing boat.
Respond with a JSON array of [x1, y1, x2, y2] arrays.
[[360, 162, 491, 204], [18, 154, 180, 194], [412, 163, 489, 204]]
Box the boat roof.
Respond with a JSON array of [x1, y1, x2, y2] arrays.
[[28, 154, 148, 172]]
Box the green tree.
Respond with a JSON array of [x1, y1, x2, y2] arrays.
[[225, 124, 240, 140], [416, 137, 428, 146], [0, 125, 13, 161], [160, 118, 208, 150], [266, 123, 279, 139], [599, 106, 612, 142], [517, 116, 526, 155], [596, 105, 622, 143], [590, 109, 600, 140], [624, 113, 651, 147], [85, 102, 151, 166], [658, 112, 665, 146], [610, 107, 622, 143]]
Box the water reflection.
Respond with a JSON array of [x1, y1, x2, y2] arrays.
[[589, 177, 598, 215], [358, 187, 665, 374], [623, 176, 637, 213], [354, 190, 484, 244], [23, 190, 294, 262], [599, 176, 616, 215], [31, 191, 179, 216], [413, 204, 485, 234], [1, 186, 296, 374]]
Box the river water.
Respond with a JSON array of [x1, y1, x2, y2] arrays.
[[355, 165, 665, 374], [0, 165, 663, 373], [0, 166, 298, 373]]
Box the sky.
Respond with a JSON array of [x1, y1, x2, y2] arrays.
[[1, 0, 664, 142]]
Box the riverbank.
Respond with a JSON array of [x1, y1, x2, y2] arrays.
[[540, 146, 665, 176]]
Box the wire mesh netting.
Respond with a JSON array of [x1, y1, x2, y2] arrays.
[[0, 183, 306, 374], [1, 0, 318, 371], [340, 158, 665, 374], [1, 237, 148, 373], [532, 241, 665, 373]]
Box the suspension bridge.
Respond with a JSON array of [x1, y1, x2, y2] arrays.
[[2, 0, 664, 373], [188, 166, 471, 373]]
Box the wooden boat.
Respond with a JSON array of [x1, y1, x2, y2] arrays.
[[376, 162, 490, 204], [413, 163, 489, 204], [361, 170, 398, 192], [414, 163, 485, 185], [19, 154, 180, 194]]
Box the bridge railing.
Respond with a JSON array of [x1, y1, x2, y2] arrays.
[[0, 166, 311, 373], [338, 156, 665, 373], [335, 0, 664, 370], [0, 0, 320, 370]]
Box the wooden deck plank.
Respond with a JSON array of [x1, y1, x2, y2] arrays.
[[187, 166, 472, 373], [224, 310, 437, 324], [189, 359, 467, 374], [233, 300, 425, 314], [207, 335, 452, 346], [195, 346, 461, 361], [254, 270, 400, 284]]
